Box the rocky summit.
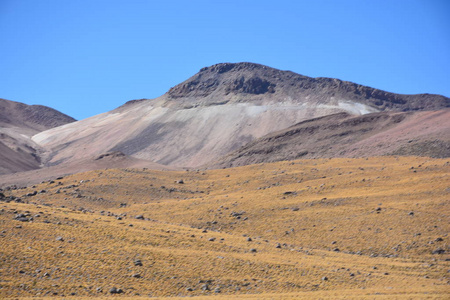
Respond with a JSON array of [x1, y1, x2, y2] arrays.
[[167, 62, 449, 111]]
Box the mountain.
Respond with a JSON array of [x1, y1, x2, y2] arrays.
[[0, 98, 76, 174], [31, 62, 449, 169], [0, 98, 76, 131], [208, 109, 450, 168], [167, 62, 448, 111]]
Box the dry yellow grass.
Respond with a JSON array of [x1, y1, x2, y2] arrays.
[[0, 156, 448, 299]]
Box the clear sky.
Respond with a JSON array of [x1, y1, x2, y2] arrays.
[[1, 0, 449, 120]]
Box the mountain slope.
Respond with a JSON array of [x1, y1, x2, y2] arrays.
[[0, 98, 76, 174], [0, 151, 178, 188], [0, 98, 76, 131], [1, 157, 449, 298], [209, 109, 450, 168], [32, 63, 450, 168]]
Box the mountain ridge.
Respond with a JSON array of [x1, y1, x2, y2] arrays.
[[0, 98, 76, 131], [164, 62, 449, 111], [31, 62, 450, 170], [0, 98, 76, 174], [2, 62, 449, 178]]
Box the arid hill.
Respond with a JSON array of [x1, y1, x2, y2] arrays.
[[0, 157, 448, 298], [32, 63, 449, 169], [209, 109, 450, 168], [0, 98, 76, 131], [0, 98, 76, 175]]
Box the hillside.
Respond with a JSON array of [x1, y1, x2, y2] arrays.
[[31, 62, 450, 169], [0, 151, 179, 188], [0, 98, 76, 174], [209, 109, 450, 168], [0, 98, 76, 131], [0, 157, 448, 298]]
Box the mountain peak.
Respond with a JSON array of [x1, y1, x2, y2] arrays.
[[166, 62, 449, 111], [199, 62, 269, 74], [167, 62, 291, 99]]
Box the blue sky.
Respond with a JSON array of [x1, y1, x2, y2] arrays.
[[1, 0, 449, 120]]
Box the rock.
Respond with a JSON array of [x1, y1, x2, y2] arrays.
[[432, 248, 445, 254], [209, 237, 216, 242], [135, 215, 144, 220], [246, 237, 252, 242], [322, 276, 328, 281], [132, 273, 141, 278], [225, 76, 276, 95], [56, 236, 64, 242], [96, 287, 103, 293], [186, 287, 193, 291], [201, 284, 210, 291], [14, 213, 31, 222], [408, 211, 414, 216], [275, 243, 282, 248], [109, 287, 123, 294], [134, 259, 143, 266], [250, 248, 257, 253], [177, 179, 184, 184], [230, 211, 245, 219]]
